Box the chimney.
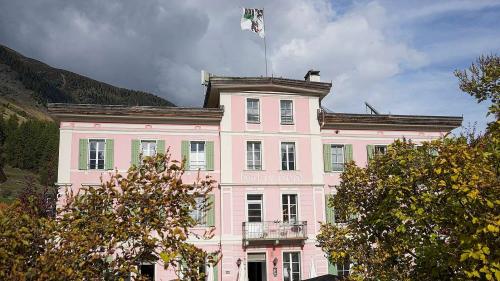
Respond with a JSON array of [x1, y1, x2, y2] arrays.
[[304, 70, 320, 82]]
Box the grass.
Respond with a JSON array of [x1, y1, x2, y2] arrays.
[[0, 165, 42, 203]]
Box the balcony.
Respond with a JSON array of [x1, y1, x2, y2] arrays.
[[242, 221, 307, 246]]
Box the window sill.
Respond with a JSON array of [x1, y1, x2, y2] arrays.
[[280, 122, 294, 126], [246, 121, 261, 124], [279, 169, 299, 172], [244, 169, 265, 171]]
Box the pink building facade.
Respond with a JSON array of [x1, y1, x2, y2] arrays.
[[50, 71, 462, 281]]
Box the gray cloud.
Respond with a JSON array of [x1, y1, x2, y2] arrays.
[[0, 0, 499, 130]]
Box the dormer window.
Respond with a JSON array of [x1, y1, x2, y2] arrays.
[[247, 98, 260, 123], [280, 100, 293, 124]]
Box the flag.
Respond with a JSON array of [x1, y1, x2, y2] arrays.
[[241, 8, 265, 38]]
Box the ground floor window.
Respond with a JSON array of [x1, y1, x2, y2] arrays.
[[140, 263, 155, 281], [283, 252, 300, 281], [337, 258, 351, 276]]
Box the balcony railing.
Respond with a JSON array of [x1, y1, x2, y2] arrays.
[[242, 221, 307, 245]]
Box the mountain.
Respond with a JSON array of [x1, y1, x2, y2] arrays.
[[0, 44, 174, 121]]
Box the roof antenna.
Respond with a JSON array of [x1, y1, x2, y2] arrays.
[[365, 102, 380, 115]]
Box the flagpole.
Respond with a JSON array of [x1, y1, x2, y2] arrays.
[[263, 8, 268, 77]]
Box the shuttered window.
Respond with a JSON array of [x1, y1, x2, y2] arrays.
[[89, 139, 105, 170]]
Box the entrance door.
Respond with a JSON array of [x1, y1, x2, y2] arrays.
[[248, 253, 267, 281]]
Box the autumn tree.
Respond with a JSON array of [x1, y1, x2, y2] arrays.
[[0, 152, 218, 280], [317, 55, 499, 281]]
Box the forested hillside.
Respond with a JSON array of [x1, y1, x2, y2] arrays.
[[0, 43, 175, 202], [0, 44, 174, 106]]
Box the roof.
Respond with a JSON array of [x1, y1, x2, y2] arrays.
[[319, 111, 463, 131], [47, 103, 224, 125], [204, 76, 332, 107]]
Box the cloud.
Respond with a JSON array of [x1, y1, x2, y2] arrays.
[[0, 0, 498, 130]]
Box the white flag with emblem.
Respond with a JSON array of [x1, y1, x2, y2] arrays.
[[241, 8, 265, 38]]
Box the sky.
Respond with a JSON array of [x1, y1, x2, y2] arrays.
[[0, 0, 499, 132]]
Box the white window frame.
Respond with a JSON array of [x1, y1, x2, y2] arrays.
[[246, 193, 264, 222], [140, 139, 157, 158], [190, 197, 207, 226], [88, 139, 105, 170], [280, 100, 294, 125], [281, 194, 299, 223], [374, 144, 388, 156], [280, 142, 296, 171], [246, 98, 261, 123], [246, 141, 262, 170], [331, 144, 345, 172], [189, 141, 206, 170], [282, 251, 301, 281], [336, 258, 351, 277]]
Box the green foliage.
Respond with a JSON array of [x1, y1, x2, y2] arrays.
[[318, 55, 500, 281], [454, 54, 499, 120], [0, 115, 58, 187], [0, 152, 218, 280]]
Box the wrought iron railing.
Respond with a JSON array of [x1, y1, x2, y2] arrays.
[[242, 221, 307, 241]]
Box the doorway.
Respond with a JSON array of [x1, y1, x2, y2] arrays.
[[247, 253, 267, 281]]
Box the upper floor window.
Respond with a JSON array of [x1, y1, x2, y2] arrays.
[[281, 142, 296, 170], [374, 145, 387, 155], [89, 139, 105, 169], [247, 194, 263, 222], [247, 98, 260, 123], [282, 194, 298, 223], [247, 141, 262, 170], [331, 145, 345, 171], [190, 197, 207, 226], [141, 140, 157, 157], [280, 100, 293, 124], [190, 141, 206, 170]]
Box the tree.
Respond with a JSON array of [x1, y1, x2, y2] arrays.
[[317, 55, 500, 281], [0, 152, 218, 280]]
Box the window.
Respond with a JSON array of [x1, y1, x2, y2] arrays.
[[283, 252, 301, 281], [190, 197, 206, 225], [141, 140, 157, 157], [190, 141, 206, 170], [139, 263, 155, 281], [281, 142, 296, 170], [247, 194, 263, 222], [282, 194, 298, 223], [247, 141, 262, 170], [337, 258, 351, 277], [247, 98, 260, 123], [374, 145, 387, 155], [89, 139, 105, 169], [280, 100, 293, 124], [331, 145, 344, 171]]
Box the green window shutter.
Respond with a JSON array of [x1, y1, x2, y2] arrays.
[[206, 141, 214, 171], [79, 139, 89, 170], [105, 139, 114, 170], [213, 263, 218, 281], [209, 253, 218, 281], [325, 195, 335, 223], [206, 194, 215, 227], [157, 140, 165, 155], [131, 139, 140, 167], [323, 144, 332, 172], [328, 261, 338, 275], [344, 144, 353, 163], [181, 141, 190, 170], [367, 145, 375, 161]]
